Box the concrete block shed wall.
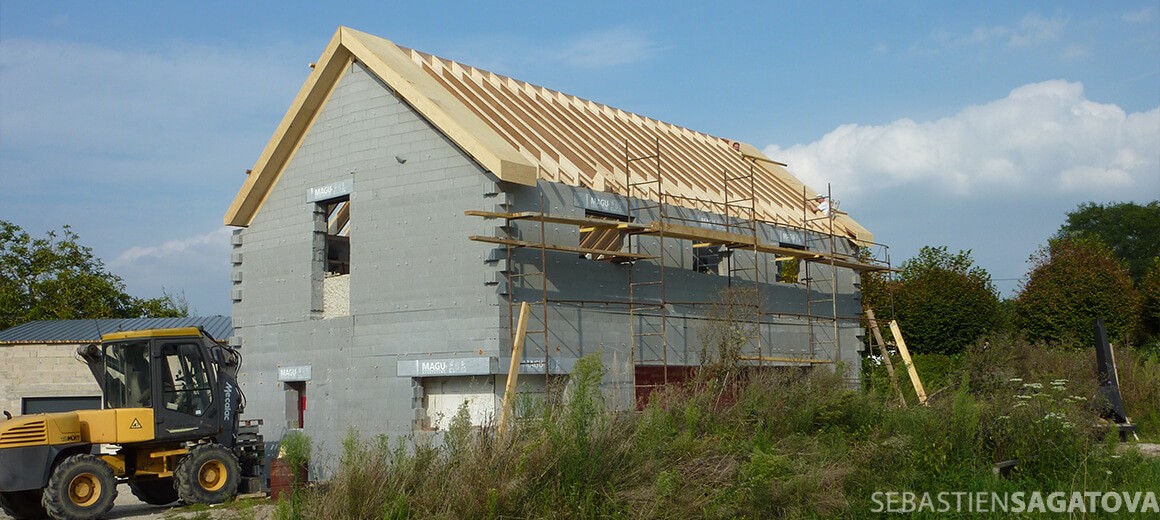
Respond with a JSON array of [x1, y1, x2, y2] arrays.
[[0, 343, 101, 414], [231, 61, 503, 458]]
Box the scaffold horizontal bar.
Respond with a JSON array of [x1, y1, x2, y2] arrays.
[[738, 355, 834, 365], [469, 235, 652, 262]]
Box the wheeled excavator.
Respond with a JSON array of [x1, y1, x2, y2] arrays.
[[0, 327, 265, 519]]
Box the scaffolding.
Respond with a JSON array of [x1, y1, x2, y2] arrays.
[[724, 158, 764, 365], [626, 138, 669, 393], [495, 192, 551, 387], [803, 184, 841, 363], [467, 138, 892, 400]]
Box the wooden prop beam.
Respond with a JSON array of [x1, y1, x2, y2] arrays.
[[865, 309, 907, 408], [889, 320, 927, 406], [498, 302, 532, 435]]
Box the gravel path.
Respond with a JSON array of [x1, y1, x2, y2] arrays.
[[0, 488, 273, 520]]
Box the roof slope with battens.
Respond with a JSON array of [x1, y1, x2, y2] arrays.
[[226, 26, 871, 242]]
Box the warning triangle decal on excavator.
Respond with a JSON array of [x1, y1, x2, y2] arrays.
[[130, 418, 142, 429]]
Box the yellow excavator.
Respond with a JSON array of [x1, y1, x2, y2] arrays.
[[0, 327, 264, 519]]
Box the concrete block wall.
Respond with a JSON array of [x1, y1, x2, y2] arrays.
[[232, 61, 502, 459], [0, 343, 101, 415]]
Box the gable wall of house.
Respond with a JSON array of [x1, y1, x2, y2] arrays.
[[231, 61, 503, 455]]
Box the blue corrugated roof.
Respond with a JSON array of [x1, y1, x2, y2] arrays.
[[0, 316, 233, 344]]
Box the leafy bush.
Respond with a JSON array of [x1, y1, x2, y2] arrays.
[[890, 246, 1002, 355], [1015, 236, 1142, 347], [1141, 259, 1160, 340]]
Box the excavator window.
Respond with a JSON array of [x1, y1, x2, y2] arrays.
[[103, 341, 152, 408], [159, 342, 214, 416]]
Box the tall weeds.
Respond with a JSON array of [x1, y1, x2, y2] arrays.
[[290, 341, 1159, 519]]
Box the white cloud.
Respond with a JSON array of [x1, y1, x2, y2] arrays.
[[923, 12, 1067, 51], [109, 228, 234, 316], [111, 227, 232, 267], [1008, 13, 1066, 48], [1123, 7, 1156, 23], [538, 27, 663, 68], [1060, 44, 1091, 61], [764, 80, 1160, 202]]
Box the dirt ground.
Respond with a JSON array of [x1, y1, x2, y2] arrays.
[[1129, 442, 1160, 458], [0, 489, 274, 520]]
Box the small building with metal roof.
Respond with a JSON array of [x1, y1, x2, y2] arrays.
[[0, 316, 232, 416]]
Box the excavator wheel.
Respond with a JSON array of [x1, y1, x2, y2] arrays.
[[0, 489, 48, 519], [41, 453, 117, 520], [129, 477, 179, 505], [175, 444, 240, 505]]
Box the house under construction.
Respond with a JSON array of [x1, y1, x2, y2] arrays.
[[223, 27, 890, 449]]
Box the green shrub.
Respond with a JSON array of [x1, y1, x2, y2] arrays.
[[279, 430, 312, 472], [892, 246, 1002, 355], [1015, 236, 1142, 347]]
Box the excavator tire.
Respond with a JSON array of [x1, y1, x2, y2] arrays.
[[41, 453, 117, 520], [175, 444, 240, 505]]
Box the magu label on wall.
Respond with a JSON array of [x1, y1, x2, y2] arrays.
[[278, 365, 313, 382], [307, 179, 353, 203]]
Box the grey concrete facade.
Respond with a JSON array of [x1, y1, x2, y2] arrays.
[[231, 61, 865, 460]]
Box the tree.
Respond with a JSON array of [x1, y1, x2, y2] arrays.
[[1140, 259, 1160, 339], [1014, 236, 1141, 347], [1056, 201, 1160, 282], [890, 246, 1001, 356], [0, 221, 187, 330]]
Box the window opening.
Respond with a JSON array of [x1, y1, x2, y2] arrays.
[[285, 382, 306, 429], [777, 243, 807, 283], [693, 245, 726, 275], [579, 210, 629, 260], [324, 197, 350, 275]]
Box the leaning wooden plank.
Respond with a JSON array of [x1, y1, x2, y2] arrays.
[[866, 309, 907, 408], [498, 302, 531, 435], [889, 320, 928, 406], [468, 235, 652, 261]]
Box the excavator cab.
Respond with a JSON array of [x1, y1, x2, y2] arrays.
[[91, 330, 240, 445]]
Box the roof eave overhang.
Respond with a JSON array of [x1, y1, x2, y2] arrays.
[[224, 26, 536, 227]]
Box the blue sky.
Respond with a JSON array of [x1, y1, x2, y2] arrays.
[[1, 1, 1157, 317]]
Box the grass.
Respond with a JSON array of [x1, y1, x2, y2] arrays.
[[277, 336, 1159, 519]]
